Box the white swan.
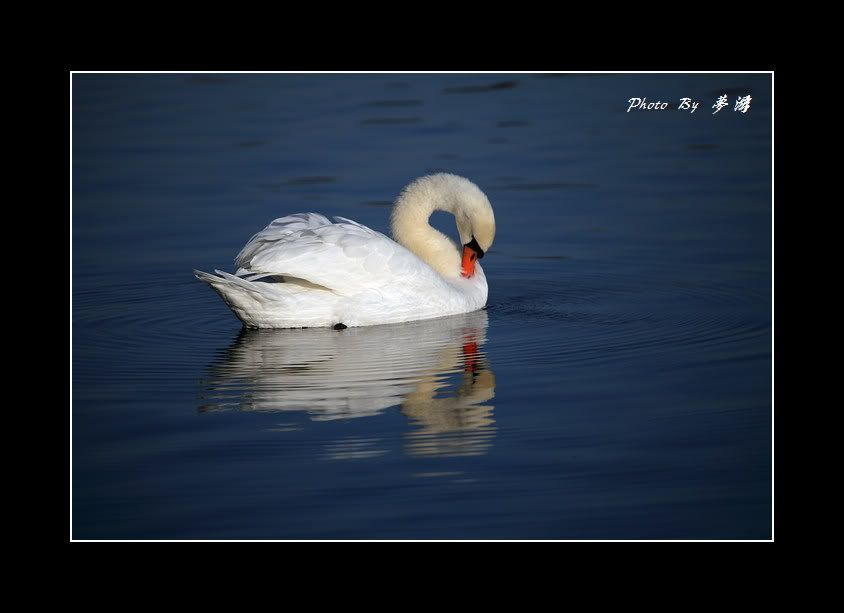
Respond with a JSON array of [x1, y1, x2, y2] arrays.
[[194, 173, 496, 328]]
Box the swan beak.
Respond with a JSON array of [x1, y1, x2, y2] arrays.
[[461, 244, 479, 278]]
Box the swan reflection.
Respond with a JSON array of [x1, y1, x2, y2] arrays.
[[199, 310, 496, 457]]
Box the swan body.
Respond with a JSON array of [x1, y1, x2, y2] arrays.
[[194, 174, 496, 328]]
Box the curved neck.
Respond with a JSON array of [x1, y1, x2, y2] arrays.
[[390, 181, 462, 279]]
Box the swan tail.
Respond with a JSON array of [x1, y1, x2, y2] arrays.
[[194, 269, 275, 296], [193, 269, 336, 328], [194, 269, 283, 326]]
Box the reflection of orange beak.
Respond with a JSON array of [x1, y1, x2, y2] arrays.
[[463, 340, 479, 372], [461, 245, 479, 278]]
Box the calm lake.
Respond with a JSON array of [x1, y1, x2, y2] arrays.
[[72, 73, 772, 539]]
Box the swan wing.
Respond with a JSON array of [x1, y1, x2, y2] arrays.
[[233, 214, 449, 295], [235, 213, 331, 268]]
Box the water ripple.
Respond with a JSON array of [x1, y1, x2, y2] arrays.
[[488, 270, 769, 367], [74, 265, 768, 456], [443, 81, 518, 94], [73, 273, 233, 387]]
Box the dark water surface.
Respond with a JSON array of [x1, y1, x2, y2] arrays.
[[72, 74, 772, 539]]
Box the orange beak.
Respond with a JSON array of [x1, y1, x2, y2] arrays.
[[461, 244, 479, 278]]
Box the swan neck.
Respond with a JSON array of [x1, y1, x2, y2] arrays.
[[390, 182, 462, 278]]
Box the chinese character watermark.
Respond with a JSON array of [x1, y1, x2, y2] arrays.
[[734, 95, 752, 113], [712, 94, 729, 114]]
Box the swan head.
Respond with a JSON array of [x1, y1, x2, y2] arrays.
[[391, 173, 496, 279], [451, 180, 496, 278]]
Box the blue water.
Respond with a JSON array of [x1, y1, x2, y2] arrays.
[[72, 73, 772, 539]]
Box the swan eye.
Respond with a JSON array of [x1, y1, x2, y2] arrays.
[[465, 235, 485, 259]]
